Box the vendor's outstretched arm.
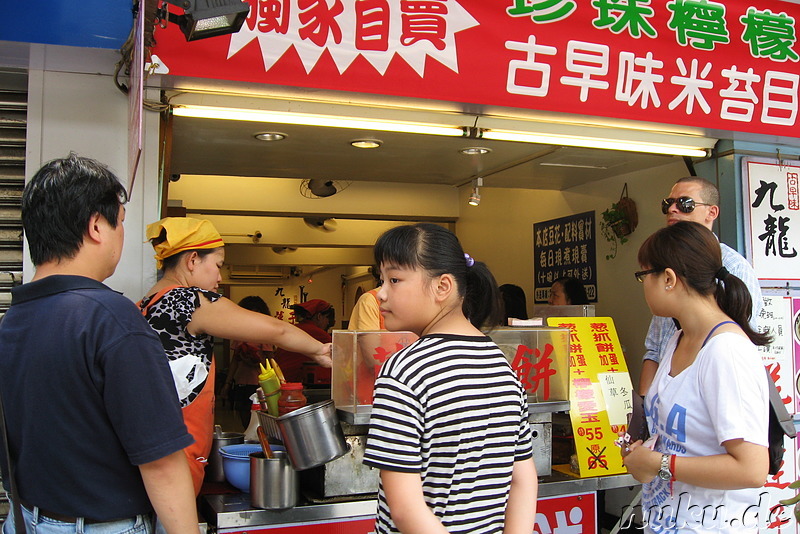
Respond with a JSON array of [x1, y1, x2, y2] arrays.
[[191, 296, 331, 367]]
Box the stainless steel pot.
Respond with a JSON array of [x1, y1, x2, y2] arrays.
[[276, 399, 348, 470], [206, 430, 244, 482], [249, 451, 298, 509]]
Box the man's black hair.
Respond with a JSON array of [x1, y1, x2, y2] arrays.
[[22, 153, 128, 265]]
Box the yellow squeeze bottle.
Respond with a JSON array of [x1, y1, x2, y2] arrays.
[[258, 362, 281, 417]]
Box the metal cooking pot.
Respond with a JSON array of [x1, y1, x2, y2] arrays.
[[206, 430, 244, 482], [276, 399, 348, 470], [250, 451, 298, 509]]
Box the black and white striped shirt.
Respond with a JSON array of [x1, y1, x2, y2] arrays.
[[363, 334, 533, 534]]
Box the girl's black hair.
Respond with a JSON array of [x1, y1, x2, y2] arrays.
[[638, 221, 770, 346], [374, 223, 503, 330], [499, 284, 528, 324], [238, 295, 270, 316], [553, 277, 589, 305]]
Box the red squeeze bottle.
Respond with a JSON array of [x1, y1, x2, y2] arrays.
[[277, 383, 307, 416]]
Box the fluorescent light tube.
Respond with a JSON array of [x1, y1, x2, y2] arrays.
[[172, 105, 465, 137], [481, 129, 708, 157]]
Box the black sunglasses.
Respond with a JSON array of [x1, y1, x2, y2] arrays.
[[634, 268, 662, 283], [661, 196, 711, 214]]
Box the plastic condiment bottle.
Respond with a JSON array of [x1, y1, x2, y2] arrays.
[[277, 383, 307, 416], [243, 393, 261, 442], [258, 363, 281, 417]]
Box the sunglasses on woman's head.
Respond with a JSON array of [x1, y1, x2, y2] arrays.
[[661, 196, 711, 214]]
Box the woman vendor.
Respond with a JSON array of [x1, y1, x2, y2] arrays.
[[139, 217, 332, 493]]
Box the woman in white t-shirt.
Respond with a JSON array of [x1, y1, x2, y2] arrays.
[[623, 221, 771, 533]]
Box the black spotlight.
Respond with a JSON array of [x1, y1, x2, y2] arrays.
[[162, 0, 250, 41]]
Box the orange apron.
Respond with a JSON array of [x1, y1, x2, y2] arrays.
[[139, 285, 215, 495]]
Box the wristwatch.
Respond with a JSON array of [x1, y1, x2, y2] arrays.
[[658, 453, 672, 481]]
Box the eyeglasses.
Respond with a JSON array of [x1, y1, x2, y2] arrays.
[[634, 268, 662, 283], [661, 196, 711, 214]]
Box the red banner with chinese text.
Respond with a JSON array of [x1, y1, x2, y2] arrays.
[[151, 0, 800, 137], [534, 492, 597, 534]]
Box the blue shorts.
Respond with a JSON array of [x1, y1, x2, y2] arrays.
[[2, 502, 154, 534]]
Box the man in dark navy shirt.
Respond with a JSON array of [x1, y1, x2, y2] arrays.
[[0, 154, 198, 534]]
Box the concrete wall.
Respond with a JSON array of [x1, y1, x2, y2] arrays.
[[24, 44, 162, 300]]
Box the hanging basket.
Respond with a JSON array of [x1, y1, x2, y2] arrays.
[[611, 219, 632, 238], [614, 183, 638, 237]]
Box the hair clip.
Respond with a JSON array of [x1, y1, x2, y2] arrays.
[[464, 253, 475, 267]]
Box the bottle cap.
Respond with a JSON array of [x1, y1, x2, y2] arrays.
[[282, 382, 303, 390], [258, 367, 276, 381]]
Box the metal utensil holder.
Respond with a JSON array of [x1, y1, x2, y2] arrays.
[[255, 401, 349, 470], [256, 410, 282, 442]]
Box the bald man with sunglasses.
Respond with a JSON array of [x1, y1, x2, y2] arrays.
[[638, 176, 763, 394]]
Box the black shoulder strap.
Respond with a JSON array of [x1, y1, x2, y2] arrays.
[[767, 367, 796, 438], [0, 313, 27, 532]]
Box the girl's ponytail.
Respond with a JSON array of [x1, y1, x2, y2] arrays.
[[714, 270, 770, 346], [463, 260, 503, 331]]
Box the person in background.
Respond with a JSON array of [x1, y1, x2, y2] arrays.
[[499, 283, 528, 325], [638, 177, 762, 394], [0, 154, 198, 534], [622, 221, 770, 533], [273, 299, 335, 383], [221, 296, 274, 427], [348, 269, 385, 331], [139, 217, 331, 494], [547, 276, 589, 306], [363, 223, 537, 534]]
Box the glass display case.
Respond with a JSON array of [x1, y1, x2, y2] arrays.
[[489, 327, 570, 405], [333, 328, 570, 420], [531, 304, 596, 320], [331, 330, 418, 424]]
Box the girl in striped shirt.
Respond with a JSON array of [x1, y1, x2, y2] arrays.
[[363, 223, 537, 534]]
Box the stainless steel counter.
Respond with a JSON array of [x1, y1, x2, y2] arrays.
[[537, 470, 639, 497], [201, 471, 639, 530], [201, 493, 376, 530]]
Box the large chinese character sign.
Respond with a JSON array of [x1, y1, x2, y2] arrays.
[[154, 1, 800, 138], [744, 157, 800, 281]]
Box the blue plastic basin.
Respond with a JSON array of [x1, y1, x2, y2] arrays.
[[219, 444, 285, 492]]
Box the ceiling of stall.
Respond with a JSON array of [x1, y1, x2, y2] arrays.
[[159, 85, 713, 269], [162, 84, 712, 192], [168, 114, 684, 191]]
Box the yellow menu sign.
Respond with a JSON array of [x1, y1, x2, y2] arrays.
[[547, 317, 632, 478]]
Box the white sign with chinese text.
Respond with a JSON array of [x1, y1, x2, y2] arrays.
[[744, 158, 800, 281], [597, 371, 633, 428]]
